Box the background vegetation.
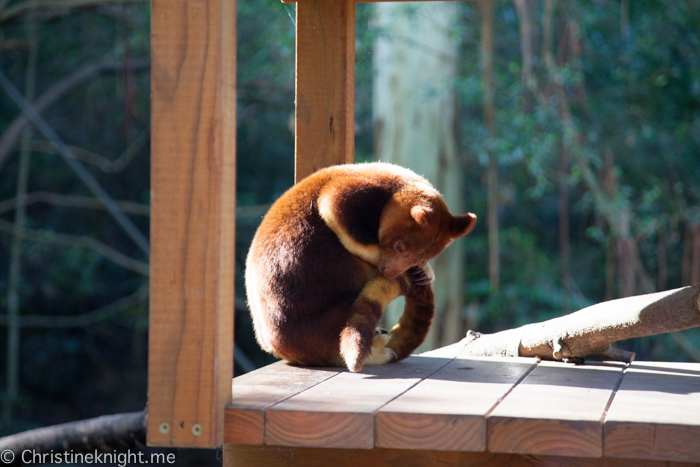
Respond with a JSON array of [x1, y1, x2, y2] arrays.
[[0, 0, 698, 447]]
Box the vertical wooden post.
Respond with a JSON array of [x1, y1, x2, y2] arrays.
[[148, 0, 236, 448], [295, 0, 356, 182]]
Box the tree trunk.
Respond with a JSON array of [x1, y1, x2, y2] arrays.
[[373, 1, 463, 349], [683, 225, 692, 286], [692, 224, 700, 285], [657, 226, 667, 291], [559, 140, 570, 311], [479, 1, 499, 293], [513, 0, 534, 99], [4, 5, 37, 428]]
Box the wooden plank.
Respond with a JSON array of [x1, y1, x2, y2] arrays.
[[223, 444, 698, 467], [224, 444, 514, 467], [224, 361, 342, 444], [604, 361, 700, 462], [148, 0, 236, 448], [265, 356, 452, 449], [376, 356, 537, 451], [488, 361, 625, 458], [295, 0, 355, 181]]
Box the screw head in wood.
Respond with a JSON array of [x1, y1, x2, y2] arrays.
[[192, 424, 202, 436], [159, 422, 170, 434]]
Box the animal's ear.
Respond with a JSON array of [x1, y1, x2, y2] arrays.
[[450, 212, 477, 238], [410, 205, 435, 228]]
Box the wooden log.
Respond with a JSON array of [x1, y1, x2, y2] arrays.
[[604, 361, 700, 462], [487, 361, 625, 458], [0, 411, 146, 466], [462, 285, 700, 362], [295, 0, 355, 181], [148, 0, 236, 448]]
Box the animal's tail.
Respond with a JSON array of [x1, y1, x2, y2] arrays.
[[387, 286, 435, 361]]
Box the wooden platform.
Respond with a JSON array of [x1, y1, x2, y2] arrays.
[[224, 341, 700, 466]]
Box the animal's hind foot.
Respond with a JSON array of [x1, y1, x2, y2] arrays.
[[340, 327, 396, 372], [363, 330, 397, 367]]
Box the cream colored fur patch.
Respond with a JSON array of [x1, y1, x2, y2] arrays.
[[318, 191, 382, 266], [360, 276, 401, 307], [364, 332, 396, 366]]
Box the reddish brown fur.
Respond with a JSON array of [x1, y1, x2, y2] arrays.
[[245, 162, 476, 372]]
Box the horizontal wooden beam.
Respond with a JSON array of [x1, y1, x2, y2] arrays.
[[224, 444, 689, 467]]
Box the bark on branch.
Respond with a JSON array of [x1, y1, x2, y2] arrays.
[[0, 57, 149, 171], [462, 284, 700, 363], [0, 218, 149, 276], [0, 191, 150, 216], [0, 287, 148, 328], [27, 125, 149, 173], [0, 410, 146, 466], [0, 0, 147, 24]]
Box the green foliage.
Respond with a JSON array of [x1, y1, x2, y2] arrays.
[[450, 0, 700, 360]]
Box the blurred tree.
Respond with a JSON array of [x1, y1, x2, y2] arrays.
[[373, 1, 465, 348], [0, 0, 152, 436], [479, 0, 500, 293]]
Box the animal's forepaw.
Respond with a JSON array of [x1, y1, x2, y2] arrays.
[[399, 264, 434, 299], [408, 264, 434, 286], [363, 331, 397, 367]]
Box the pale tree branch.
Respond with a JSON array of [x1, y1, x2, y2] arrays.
[[4, 4, 38, 429], [27, 126, 149, 173], [0, 287, 148, 328], [0, 39, 32, 50], [0, 218, 149, 276], [463, 284, 700, 363], [0, 56, 149, 171], [0, 191, 150, 216], [0, 69, 150, 256]]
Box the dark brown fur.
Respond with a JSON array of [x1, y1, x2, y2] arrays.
[[245, 162, 476, 372]]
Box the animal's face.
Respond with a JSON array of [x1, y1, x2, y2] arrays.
[[377, 197, 476, 279]]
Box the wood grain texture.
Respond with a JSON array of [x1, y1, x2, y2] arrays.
[[295, 0, 355, 181], [223, 444, 699, 467], [488, 361, 625, 457], [148, 0, 236, 448], [265, 356, 451, 449], [376, 356, 537, 451], [604, 361, 700, 462], [224, 444, 519, 467], [224, 361, 341, 444]]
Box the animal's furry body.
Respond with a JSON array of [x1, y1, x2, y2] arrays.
[[245, 163, 476, 372]]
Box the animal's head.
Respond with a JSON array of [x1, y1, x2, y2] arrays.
[[377, 192, 476, 279]]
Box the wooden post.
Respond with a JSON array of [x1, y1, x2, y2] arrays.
[[148, 0, 236, 448], [294, 0, 356, 181]]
